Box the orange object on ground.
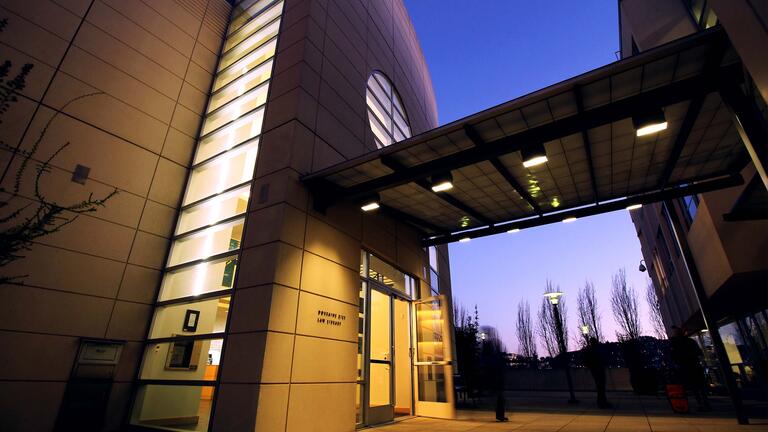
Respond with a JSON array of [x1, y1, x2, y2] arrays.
[[666, 384, 689, 414]]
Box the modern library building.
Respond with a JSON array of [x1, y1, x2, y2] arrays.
[[1, 0, 766, 431]]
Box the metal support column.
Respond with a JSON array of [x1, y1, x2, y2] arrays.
[[662, 200, 749, 424], [719, 84, 768, 191]]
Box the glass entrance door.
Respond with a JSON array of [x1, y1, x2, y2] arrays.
[[367, 288, 394, 424], [413, 295, 456, 419]]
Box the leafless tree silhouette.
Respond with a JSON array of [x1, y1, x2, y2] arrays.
[[577, 280, 604, 344], [645, 278, 667, 339], [516, 299, 537, 360], [610, 268, 641, 341]]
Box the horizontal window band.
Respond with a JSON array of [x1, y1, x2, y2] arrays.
[[155, 289, 233, 308], [216, 34, 278, 78], [209, 57, 273, 100], [223, 13, 282, 58], [203, 78, 271, 121], [145, 333, 226, 345], [172, 213, 246, 241], [164, 250, 241, 273], [136, 379, 218, 387], [192, 132, 261, 168], [180, 180, 254, 211], [228, 0, 282, 36], [197, 103, 267, 143]]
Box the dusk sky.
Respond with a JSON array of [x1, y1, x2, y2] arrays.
[[404, 1, 655, 352]]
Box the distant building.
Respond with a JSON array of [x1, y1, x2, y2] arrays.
[[620, 0, 768, 394]]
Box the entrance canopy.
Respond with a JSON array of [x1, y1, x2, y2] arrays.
[[303, 28, 750, 245]]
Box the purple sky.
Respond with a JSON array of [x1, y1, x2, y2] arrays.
[[403, 1, 655, 352]]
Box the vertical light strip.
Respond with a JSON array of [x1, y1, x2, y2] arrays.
[[130, 1, 284, 429]]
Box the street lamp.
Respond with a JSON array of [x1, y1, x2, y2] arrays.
[[544, 291, 578, 404], [581, 324, 590, 336]]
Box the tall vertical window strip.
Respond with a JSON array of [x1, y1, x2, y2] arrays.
[[366, 71, 412, 148], [130, 2, 284, 430]]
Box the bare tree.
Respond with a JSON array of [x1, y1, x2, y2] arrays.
[[577, 280, 604, 344], [610, 268, 641, 340], [516, 300, 537, 360], [0, 18, 116, 284], [645, 278, 667, 339], [537, 280, 569, 357]]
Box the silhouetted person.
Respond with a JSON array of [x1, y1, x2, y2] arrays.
[[583, 337, 612, 408], [492, 349, 509, 421], [669, 326, 711, 411]]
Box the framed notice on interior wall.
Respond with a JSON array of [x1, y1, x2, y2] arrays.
[[183, 309, 200, 332], [165, 338, 202, 371]]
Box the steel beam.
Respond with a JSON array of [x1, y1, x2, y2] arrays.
[[463, 125, 543, 214], [332, 63, 742, 202], [423, 173, 743, 245], [380, 155, 493, 225]]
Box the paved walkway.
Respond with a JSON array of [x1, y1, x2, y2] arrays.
[[369, 392, 768, 432]]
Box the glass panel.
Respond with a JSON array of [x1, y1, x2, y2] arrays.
[[369, 289, 391, 406], [140, 338, 223, 381], [214, 38, 277, 91], [207, 59, 272, 113], [372, 72, 392, 98], [415, 298, 445, 362], [168, 218, 244, 267], [131, 384, 215, 431], [176, 185, 250, 236], [416, 365, 448, 402], [185, 140, 259, 205], [366, 92, 391, 131], [428, 246, 438, 272], [149, 296, 230, 339], [219, 20, 280, 71], [368, 76, 391, 115], [194, 115, 262, 167], [356, 383, 364, 424], [429, 269, 439, 294], [369, 255, 407, 295], [358, 281, 366, 380], [224, 1, 283, 52], [370, 290, 391, 362], [229, 0, 275, 35], [369, 363, 391, 407], [393, 110, 410, 139], [159, 254, 238, 301], [201, 82, 269, 135], [368, 112, 392, 148]]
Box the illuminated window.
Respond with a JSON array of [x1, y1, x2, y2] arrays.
[[132, 1, 284, 428], [680, 195, 699, 227], [366, 71, 412, 148]]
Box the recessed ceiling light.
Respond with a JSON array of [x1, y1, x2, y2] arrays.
[[562, 216, 577, 223], [521, 143, 548, 168], [507, 228, 520, 233], [459, 237, 471, 243], [626, 204, 642, 210]]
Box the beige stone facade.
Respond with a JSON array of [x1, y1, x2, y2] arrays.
[[0, 0, 452, 431]]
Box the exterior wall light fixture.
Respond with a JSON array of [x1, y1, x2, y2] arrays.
[[633, 109, 667, 136], [521, 143, 548, 168], [430, 172, 454, 192]]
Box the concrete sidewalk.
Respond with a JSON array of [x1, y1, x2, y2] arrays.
[[368, 391, 768, 431]]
